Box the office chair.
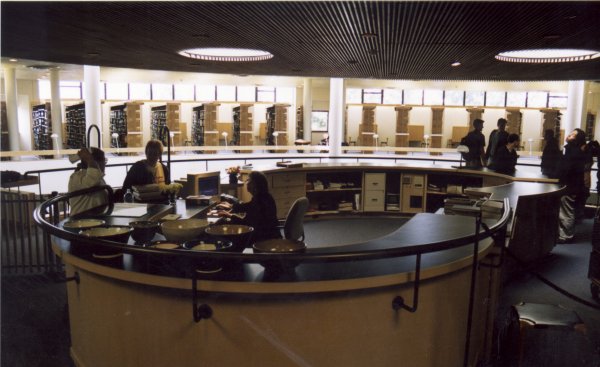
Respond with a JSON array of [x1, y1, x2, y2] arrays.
[[280, 197, 309, 241]]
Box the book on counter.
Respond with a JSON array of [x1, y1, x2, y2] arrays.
[[276, 161, 303, 168]]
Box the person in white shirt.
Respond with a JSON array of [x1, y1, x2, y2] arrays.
[[68, 148, 108, 216]]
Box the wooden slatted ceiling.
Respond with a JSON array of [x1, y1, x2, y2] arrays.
[[1, 1, 599, 81]]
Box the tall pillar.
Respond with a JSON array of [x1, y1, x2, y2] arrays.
[[302, 78, 313, 141], [84, 65, 102, 148], [565, 80, 588, 134], [3, 66, 20, 159], [328, 78, 344, 157], [50, 68, 63, 154]]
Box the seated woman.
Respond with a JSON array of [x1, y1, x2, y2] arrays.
[[68, 148, 109, 216], [216, 171, 281, 244], [121, 139, 171, 200], [491, 133, 520, 175]]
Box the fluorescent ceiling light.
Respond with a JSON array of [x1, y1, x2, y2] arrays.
[[495, 49, 600, 63], [178, 48, 273, 62]]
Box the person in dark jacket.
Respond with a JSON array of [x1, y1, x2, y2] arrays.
[[540, 129, 561, 177], [121, 139, 171, 194], [216, 171, 281, 244], [485, 118, 509, 167], [461, 118, 486, 168], [491, 133, 520, 175], [556, 128, 587, 243]]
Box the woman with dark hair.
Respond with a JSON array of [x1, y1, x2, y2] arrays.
[[490, 133, 520, 175], [68, 147, 109, 216], [121, 139, 171, 193], [556, 128, 588, 243], [216, 171, 281, 243], [540, 129, 561, 177]]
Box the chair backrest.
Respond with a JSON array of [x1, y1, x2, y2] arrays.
[[283, 197, 309, 241]]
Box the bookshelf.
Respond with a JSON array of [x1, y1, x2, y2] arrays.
[[32, 102, 53, 152]]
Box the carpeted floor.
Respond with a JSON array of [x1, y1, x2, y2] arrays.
[[2, 216, 599, 367]]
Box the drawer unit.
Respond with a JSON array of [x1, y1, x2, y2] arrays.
[[270, 172, 306, 218], [401, 173, 426, 213], [272, 172, 305, 188], [363, 190, 385, 211], [363, 173, 385, 212]]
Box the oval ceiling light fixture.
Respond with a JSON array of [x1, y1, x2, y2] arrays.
[[451, 61, 461, 67], [178, 47, 273, 62], [495, 49, 600, 63]]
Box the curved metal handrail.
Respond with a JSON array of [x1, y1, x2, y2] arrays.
[[34, 186, 511, 266]]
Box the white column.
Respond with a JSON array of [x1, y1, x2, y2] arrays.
[[3, 66, 20, 159], [328, 78, 344, 157], [565, 80, 588, 134], [83, 65, 102, 148], [50, 68, 63, 155], [302, 78, 313, 141]]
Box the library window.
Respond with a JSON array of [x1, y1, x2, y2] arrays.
[[61, 81, 83, 99], [217, 85, 236, 101], [196, 85, 216, 101], [174, 84, 195, 101], [423, 89, 444, 105], [276, 87, 294, 104], [527, 92, 549, 108], [151, 83, 173, 100], [444, 90, 464, 106], [130, 83, 151, 100], [404, 89, 423, 105], [257, 86, 275, 102], [105, 82, 128, 100], [383, 89, 402, 104], [465, 91, 485, 106], [346, 88, 362, 104], [548, 93, 568, 108], [485, 91, 506, 107], [237, 86, 256, 102], [363, 89, 383, 104], [506, 91, 526, 107]]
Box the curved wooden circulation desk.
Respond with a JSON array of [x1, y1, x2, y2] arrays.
[[39, 164, 563, 367]]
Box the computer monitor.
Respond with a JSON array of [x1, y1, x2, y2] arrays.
[[187, 171, 221, 198]]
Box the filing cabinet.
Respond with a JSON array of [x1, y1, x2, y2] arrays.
[[363, 173, 385, 212]]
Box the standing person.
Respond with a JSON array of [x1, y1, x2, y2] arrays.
[[556, 128, 587, 243], [121, 139, 171, 194], [216, 171, 281, 244], [485, 118, 509, 167], [491, 133, 520, 175], [540, 129, 561, 177], [461, 118, 486, 168], [68, 148, 109, 216]]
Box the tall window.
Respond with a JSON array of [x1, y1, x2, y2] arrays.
[[527, 92, 549, 108], [257, 86, 275, 102], [465, 91, 485, 106], [130, 83, 150, 100], [548, 92, 568, 108], [311, 111, 329, 131], [105, 82, 128, 100], [151, 83, 173, 100], [196, 84, 216, 101], [237, 86, 256, 102], [363, 89, 383, 104], [216, 85, 236, 101], [423, 89, 443, 105], [506, 91, 526, 107], [346, 88, 362, 103], [383, 89, 402, 104], [37, 80, 51, 99], [60, 81, 83, 99], [444, 90, 464, 106], [174, 84, 195, 101], [404, 89, 423, 105], [486, 91, 506, 107], [276, 87, 294, 104]]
